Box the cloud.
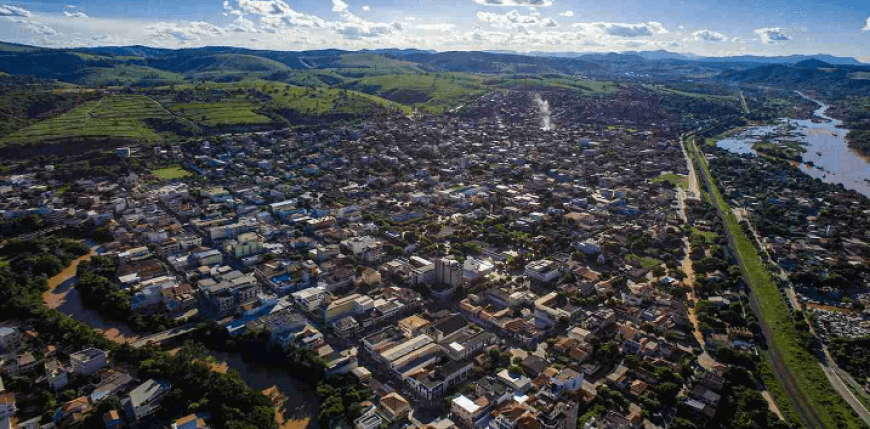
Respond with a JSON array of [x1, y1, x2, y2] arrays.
[[228, 15, 261, 32], [64, 4, 76, 9], [362, 5, 370, 11], [472, 0, 553, 8], [63, 11, 89, 18], [147, 21, 225, 42], [477, 10, 538, 28], [572, 21, 667, 37], [415, 23, 455, 31], [236, 0, 326, 28], [0, 4, 31, 17], [333, 9, 404, 39], [863, 16, 870, 31], [558, 11, 573, 17], [331, 0, 348, 13], [540, 17, 558, 28], [755, 27, 790, 44], [23, 21, 57, 35], [692, 29, 725, 42]]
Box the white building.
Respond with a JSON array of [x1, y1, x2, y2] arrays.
[[124, 379, 170, 422], [292, 286, 329, 312], [524, 260, 561, 283], [70, 348, 108, 376], [451, 395, 485, 427], [436, 258, 462, 287]]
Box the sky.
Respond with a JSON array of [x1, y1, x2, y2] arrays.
[[0, 0, 868, 60]]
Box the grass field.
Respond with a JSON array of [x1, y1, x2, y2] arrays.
[[627, 254, 662, 269], [652, 172, 689, 190], [76, 64, 186, 87], [690, 136, 865, 429], [691, 227, 719, 243], [646, 85, 740, 103], [3, 94, 176, 144], [344, 73, 486, 113], [151, 166, 191, 180]]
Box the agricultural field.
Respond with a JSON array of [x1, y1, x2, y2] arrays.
[[2, 94, 179, 144], [342, 73, 487, 113]]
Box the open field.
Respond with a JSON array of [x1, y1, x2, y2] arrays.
[[652, 172, 689, 190], [151, 166, 192, 180], [2, 94, 176, 144]]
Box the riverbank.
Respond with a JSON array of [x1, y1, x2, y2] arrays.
[[210, 350, 319, 429], [43, 248, 139, 344]]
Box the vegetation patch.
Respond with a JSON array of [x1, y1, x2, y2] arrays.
[[151, 165, 192, 180]]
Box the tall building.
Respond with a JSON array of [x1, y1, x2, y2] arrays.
[[435, 258, 462, 288]]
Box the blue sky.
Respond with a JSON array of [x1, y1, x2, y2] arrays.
[[1, 0, 868, 60]]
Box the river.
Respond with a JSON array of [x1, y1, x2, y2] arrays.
[[717, 93, 870, 197]]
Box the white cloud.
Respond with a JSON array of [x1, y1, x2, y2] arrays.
[[362, 5, 370, 11], [23, 21, 57, 35], [415, 23, 455, 31], [228, 15, 261, 32], [236, 0, 326, 28], [0, 4, 31, 17], [540, 17, 558, 28], [147, 21, 225, 42], [331, 0, 348, 13], [692, 29, 725, 42], [472, 0, 553, 8], [64, 4, 76, 9], [63, 11, 89, 18], [572, 21, 667, 38], [863, 16, 870, 31], [755, 27, 790, 44], [558, 11, 573, 17], [477, 10, 538, 28]]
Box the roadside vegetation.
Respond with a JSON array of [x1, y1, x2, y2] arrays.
[[690, 136, 865, 429]]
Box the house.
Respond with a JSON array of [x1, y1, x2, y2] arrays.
[[429, 314, 468, 342], [123, 379, 170, 422], [45, 359, 69, 391], [520, 355, 549, 378], [54, 396, 92, 428], [496, 369, 531, 394], [171, 413, 210, 429], [398, 315, 430, 339], [70, 348, 108, 376], [488, 401, 540, 429], [0, 328, 22, 353], [550, 368, 583, 394], [353, 404, 382, 429], [0, 393, 14, 419], [452, 395, 488, 427], [102, 410, 123, 429], [379, 392, 411, 421]]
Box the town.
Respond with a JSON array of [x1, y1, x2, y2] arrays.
[[0, 87, 803, 429]]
